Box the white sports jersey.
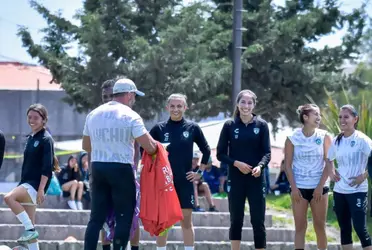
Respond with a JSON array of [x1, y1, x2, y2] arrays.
[[327, 130, 372, 194], [83, 101, 147, 164], [288, 128, 329, 189]]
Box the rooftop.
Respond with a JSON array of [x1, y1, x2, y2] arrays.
[[0, 62, 62, 91]]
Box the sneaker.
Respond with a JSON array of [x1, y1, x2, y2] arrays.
[[17, 229, 39, 243], [209, 206, 218, 212], [68, 200, 78, 210], [193, 206, 205, 212], [76, 201, 83, 210]]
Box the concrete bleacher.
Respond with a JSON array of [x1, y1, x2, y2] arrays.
[[0, 193, 347, 250]]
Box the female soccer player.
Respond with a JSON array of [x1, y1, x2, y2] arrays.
[[4, 104, 59, 250], [285, 104, 331, 250], [327, 104, 372, 250], [217, 89, 271, 250]]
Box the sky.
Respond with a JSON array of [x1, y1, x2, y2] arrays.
[[0, 0, 371, 65]]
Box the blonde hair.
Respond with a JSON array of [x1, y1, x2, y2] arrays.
[[233, 90, 257, 118], [296, 104, 319, 124], [167, 93, 188, 106]]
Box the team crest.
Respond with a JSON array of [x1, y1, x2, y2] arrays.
[[164, 133, 169, 142], [253, 128, 260, 134], [183, 131, 189, 138], [34, 141, 39, 147], [315, 138, 322, 145], [351, 141, 355, 147]]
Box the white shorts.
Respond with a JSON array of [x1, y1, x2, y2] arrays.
[[20, 183, 37, 205]]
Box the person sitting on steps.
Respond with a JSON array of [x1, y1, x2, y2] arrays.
[[192, 152, 218, 212], [58, 155, 84, 210]]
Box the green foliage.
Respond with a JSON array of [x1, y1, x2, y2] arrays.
[[320, 87, 372, 137], [360, 17, 372, 65], [17, 0, 368, 125]]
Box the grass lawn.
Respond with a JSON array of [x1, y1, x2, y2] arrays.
[[266, 192, 372, 242]]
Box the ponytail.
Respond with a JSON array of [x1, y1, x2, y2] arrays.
[[233, 106, 240, 118], [335, 132, 344, 145], [53, 155, 61, 173]]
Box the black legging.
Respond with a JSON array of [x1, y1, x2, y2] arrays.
[[228, 174, 266, 249], [84, 162, 136, 250], [333, 192, 371, 248]]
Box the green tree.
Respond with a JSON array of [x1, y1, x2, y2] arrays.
[[18, 0, 367, 125], [18, 0, 179, 119], [209, 0, 367, 126], [360, 17, 372, 64]]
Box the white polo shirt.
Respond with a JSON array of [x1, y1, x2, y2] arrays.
[[288, 128, 329, 189], [83, 101, 147, 165], [327, 130, 372, 194]]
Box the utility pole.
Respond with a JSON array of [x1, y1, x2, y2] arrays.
[[231, 0, 247, 112], [36, 79, 40, 103]]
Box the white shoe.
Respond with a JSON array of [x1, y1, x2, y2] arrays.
[[67, 200, 77, 210], [76, 201, 83, 210]]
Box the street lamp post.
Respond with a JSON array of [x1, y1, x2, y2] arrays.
[[231, 0, 246, 111]]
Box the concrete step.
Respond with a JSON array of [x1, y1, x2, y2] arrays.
[[0, 224, 295, 242], [0, 208, 272, 227], [0, 240, 351, 250], [0, 193, 229, 212]]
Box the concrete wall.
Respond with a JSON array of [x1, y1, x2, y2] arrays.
[[0, 90, 87, 137], [0, 89, 170, 182]]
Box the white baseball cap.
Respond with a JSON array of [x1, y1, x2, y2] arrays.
[[113, 78, 145, 96], [193, 151, 201, 159]]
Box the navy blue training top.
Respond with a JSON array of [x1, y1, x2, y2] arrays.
[[216, 115, 271, 179], [150, 118, 211, 182], [19, 128, 55, 192]]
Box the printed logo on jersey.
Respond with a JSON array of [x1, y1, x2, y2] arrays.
[[183, 131, 189, 138], [253, 127, 260, 134], [34, 141, 39, 147], [351, 140, 356, 147], [356, 198, 361, 208], [315, 138, 322, 145], [191, 194, 195, 205], [164, 133, 169, 142], [234, 128, 239, 139]]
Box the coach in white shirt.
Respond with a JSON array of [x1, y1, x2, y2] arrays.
[[82, 78, 157, 250]]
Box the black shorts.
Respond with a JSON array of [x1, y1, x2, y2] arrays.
[[174, 180, 194, 209], [290, 187, 329, 203]]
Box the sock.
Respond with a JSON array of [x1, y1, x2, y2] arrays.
[[28, 242, 40, 250], [102, 244, 111, 250], [184, 247, 194, 250], [16, 211, 34, 231], [131, 246, 139, 250], [157, 247, 166, 250]]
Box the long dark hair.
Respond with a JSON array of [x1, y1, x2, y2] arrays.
[[233, 90, 257, 118], [26, 104, 60, 173], [335, 104, 359, 145]]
